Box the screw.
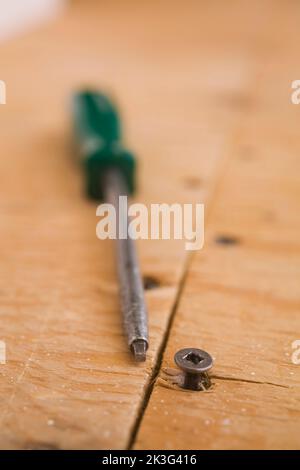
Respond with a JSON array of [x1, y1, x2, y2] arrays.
[[174, 348, 213, 391]]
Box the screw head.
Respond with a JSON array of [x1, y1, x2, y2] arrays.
[[174, 348, 213, 375]]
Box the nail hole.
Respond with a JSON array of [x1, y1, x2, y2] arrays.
[[184, 352, 204, 365], [215, 235, 240, 246], [218, 92, 253, 110], [143, 275, 160, 290], [183, 177, 202, 189], [240, 145, 254, 160], [264, 210, 276, 222]]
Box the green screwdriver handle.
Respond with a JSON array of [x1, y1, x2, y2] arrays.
[[72, 90, 136, 199]]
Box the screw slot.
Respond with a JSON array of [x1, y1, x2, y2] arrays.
[[184, 352, 204, 365]]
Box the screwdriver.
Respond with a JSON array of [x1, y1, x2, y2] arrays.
[[72, 90, 148, 362]]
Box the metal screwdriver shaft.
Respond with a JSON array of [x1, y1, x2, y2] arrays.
[[102, 168, 148, 361], [72, 90, 148, 361]]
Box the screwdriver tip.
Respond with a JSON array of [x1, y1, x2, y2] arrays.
[[131, 340, 148, 362]]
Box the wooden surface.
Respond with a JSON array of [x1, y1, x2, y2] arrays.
[[0, 0, 299, 449]]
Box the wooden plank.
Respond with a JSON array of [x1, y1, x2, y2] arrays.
[[0, 0, 250, 449], [135, 1, 300, 450]]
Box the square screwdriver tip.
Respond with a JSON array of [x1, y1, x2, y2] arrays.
[[131, 340, 148, 362]]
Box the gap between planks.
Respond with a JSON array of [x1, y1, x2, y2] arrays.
[[127, 133, 235, 449]]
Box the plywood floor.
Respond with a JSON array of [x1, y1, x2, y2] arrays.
[[0, 0, 299, 449]]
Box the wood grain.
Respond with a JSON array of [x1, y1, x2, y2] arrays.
[[0, 0, 238, 449], [0, 0, 299, 450], [135, 0, 300, 450]]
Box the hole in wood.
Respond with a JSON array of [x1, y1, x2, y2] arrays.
[[183, 177, 202, 190], [215, 235, 240, 246], [143, 275, 160, 290]]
